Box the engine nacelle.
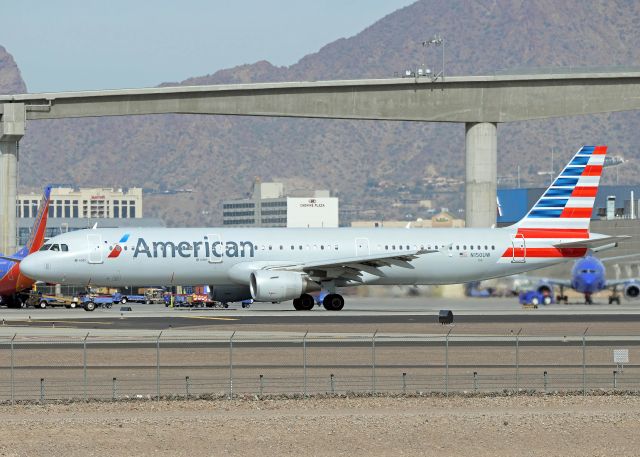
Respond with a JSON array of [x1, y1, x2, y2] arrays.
[[210, 285, 252, 303], [536, 283, 553, 296], [624, 282, 640, 300], [250, 270, 318, 302]]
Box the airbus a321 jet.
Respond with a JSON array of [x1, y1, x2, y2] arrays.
[[20, 146, 627, 311], [0, 186, 51, 307]]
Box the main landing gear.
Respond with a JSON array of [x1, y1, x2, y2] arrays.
[[322, 293, 344, 311], [293, 294, 315, 311], [292, 293, 345, 311]]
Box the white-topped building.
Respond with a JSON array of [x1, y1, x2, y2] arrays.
[[222, 181, 338, 228], [18, 187, 143, 219]]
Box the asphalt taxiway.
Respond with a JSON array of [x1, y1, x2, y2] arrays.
[[0, 296, 639, 335]]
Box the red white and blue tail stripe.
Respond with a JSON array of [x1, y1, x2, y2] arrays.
[[515, 145, 606, 237], [501, 146, 610, 263]]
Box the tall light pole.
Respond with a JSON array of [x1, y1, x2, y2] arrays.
[[422, 35, 445, 81]]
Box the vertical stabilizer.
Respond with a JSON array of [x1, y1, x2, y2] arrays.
[[14, 186, 52, 258], [514, 146, 606, 238]]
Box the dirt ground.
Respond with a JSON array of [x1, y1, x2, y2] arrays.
[[0, 395, 639, 457]]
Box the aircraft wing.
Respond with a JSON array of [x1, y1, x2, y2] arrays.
[[276, 248, 436, 282], [604, 278, 639, 289], [523, 276, 572, 288], [600, 253, 640, 263]]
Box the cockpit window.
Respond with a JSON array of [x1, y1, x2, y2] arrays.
[[50, 244, 60, 251], [61, 244, 69, 252], [39, 244, 51, 251]]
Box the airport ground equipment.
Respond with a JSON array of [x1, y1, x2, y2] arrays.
[[24, 292, 81, 309], [519, 290, 552, 306]]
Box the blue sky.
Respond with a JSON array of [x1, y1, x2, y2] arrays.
[[1, 0, 415, 93]]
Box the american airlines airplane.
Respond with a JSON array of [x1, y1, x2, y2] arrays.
[[19, 145, 627, 311]]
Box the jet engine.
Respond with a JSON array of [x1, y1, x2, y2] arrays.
[[536, 282, 553, 297], [624, 282, 640, 300], [250, 270, 318, 302], [210, 285, 252, 303], [535, 282, 554, 305]]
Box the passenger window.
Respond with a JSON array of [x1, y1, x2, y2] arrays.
[[406, 245, 410, 250], [385, 245, 389, 250], [321, 245, 325, 250], [456, 245, 459, 250], [491, 245, 495, 250], [392, 245, 396, 250], [484, 245, 488, 250], [463, 245, 467, 250], [299, 245, 303, 250], [399, 245, 403, 250]]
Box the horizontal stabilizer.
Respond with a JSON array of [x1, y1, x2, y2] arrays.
[[0, 256, 21, 263], [554, 235, 631, 249]]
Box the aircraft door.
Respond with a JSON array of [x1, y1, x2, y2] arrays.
[[511, 233, 526, 263], [87, 233, 103, 264], [208, 234, 223, 263], [355, 238, 370, 257]]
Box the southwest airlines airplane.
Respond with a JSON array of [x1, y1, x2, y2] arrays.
[[20, 146, 627, 311], [0, 187, 51, 308], [532, 254, 640, 305]]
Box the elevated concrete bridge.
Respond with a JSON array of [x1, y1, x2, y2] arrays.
[[2, 71, 640, 254]]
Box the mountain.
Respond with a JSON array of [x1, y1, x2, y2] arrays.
[[4, 0, 640, 226], [0, 46, 26, 94]]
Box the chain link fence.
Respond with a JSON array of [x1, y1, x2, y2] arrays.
[[0, 330, 638, 403]]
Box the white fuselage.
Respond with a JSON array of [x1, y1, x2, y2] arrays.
[[20, 226, 579, 289]]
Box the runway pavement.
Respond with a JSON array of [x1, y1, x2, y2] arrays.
[[0, 296, 639, 335]]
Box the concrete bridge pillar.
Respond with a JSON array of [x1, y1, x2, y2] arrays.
[[0, 103, 25, 255], [465, 122, 497, 228]]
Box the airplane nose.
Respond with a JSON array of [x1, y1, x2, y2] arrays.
[[20, 255, 42, 280]]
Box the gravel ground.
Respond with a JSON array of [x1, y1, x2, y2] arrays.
[[0, 395, 639, 456]]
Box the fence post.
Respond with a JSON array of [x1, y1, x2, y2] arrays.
[[156, 331, 162, 401], [259, 374, 264, 396], [582, 328, 588, 396], [303, 330, 308, 397], [10, 334, 15, 405], [185, 376, 191, 398], [112, 377, 117, 400], [544, 371, 548, 393], [372, 330, 378, 394], [515, 328, 522, 391], [330, 373, 335, 394], [473, 371, 478, 392], [402, 372, 407, 395], [445, 328, 453, 396], [83, 332, 89, 401], [229, 331, 235, 400], [613, 370, 618, 389], [40, 378, 45, 403]]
